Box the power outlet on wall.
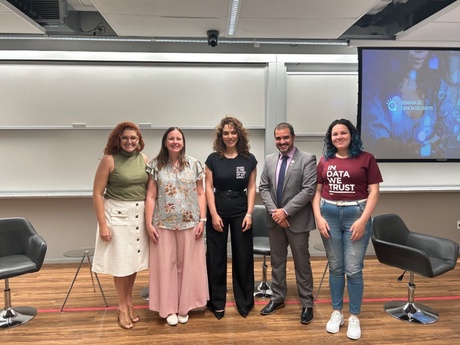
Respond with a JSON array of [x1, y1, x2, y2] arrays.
[[457, 221, 460, 230]]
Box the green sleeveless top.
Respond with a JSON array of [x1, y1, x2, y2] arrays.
[[104, 150, 148, 201]]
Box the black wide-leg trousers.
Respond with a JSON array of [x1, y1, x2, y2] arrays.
[[206, 193, 254, 311]]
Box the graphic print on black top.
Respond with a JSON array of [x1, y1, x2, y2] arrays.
[[205, 152, 257, 191], [236, 166, 247, 179]]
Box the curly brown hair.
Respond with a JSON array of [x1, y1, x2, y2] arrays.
[[213, 115, 250, 158], [103, 121, 145, 155]]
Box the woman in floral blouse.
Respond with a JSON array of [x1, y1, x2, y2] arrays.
[[145, 127, 208, 326]]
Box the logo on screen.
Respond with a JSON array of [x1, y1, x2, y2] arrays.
[[386, 97, 399, 112], [386, 96, 433, 113]]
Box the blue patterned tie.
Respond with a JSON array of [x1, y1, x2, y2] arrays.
[[277, 155, 289, 207]]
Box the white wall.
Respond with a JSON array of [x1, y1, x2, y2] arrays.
[[1, 50, 459, 262]]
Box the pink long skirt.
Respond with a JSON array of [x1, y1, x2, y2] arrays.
[[148, 227, 209, 318]]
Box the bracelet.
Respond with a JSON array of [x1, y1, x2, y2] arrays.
[[245, 214, 252, 218], [199, 218, 207, 222]]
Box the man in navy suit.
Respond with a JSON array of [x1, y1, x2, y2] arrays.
[[259, 122, 317, 324]]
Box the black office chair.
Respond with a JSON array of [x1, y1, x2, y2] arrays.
[[0, 217, 47, 329], [372, 213, 458, 324], [252, 205, 272, 298]]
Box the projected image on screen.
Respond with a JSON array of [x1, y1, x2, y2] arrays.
[[358, 48, 460, 162]]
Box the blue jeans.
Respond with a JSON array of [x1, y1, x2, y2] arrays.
[[320, 200, 372, 315]]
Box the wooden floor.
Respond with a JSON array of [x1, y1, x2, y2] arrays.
[[1, 256, 460, 344]]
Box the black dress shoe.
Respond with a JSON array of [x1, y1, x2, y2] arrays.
[[238, 308, 249, 318], [260, 300, 285, 316], [207, 301, 225, 320], [300, 307, 314, 324], [237, 304, 253, 318], [213, 310, 225, 320]]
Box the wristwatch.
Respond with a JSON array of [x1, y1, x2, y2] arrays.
[[199, 218, 207, 222]]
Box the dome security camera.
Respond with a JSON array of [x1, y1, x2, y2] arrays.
[[207, 30, 219, 47]]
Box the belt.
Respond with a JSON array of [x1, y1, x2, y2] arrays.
[[215, 190, 246, 198], [322, 198, 367, 206]]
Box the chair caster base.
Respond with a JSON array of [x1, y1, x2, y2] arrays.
[[140, 287, 149, 301], [384, 301, 439, 324], [254, 281, 272, 298], [0, 306, 37, 329]]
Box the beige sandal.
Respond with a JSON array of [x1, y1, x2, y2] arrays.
[[128, 305, 140, 323], [117, 309, 133, 329]]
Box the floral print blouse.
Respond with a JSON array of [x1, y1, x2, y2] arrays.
[[146, 155, 205, 230]]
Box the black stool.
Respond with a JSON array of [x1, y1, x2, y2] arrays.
[[252, 205, 272, 298]]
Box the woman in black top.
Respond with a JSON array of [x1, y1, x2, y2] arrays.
[[205, 115, 257, 319]]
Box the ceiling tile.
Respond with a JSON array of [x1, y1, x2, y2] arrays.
[[236, 18, 357, 39], [92, 0, 229, 17], [240, 0, 380, 18], [105, 14, 227, 37], [398, 22, 460, 42], [0, 1, 45, 34]]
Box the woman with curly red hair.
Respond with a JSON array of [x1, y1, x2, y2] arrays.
[[92, 122, 149, 329]]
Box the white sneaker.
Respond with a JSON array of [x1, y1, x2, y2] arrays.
[[166, 313, 178, 326], [178, 314, 189, 324], [347, 315, 361, 340], [326, 310, 344, 333]]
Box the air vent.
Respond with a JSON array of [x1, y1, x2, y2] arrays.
[[6, 0, 83, 34], [7, 0, 66, 24]]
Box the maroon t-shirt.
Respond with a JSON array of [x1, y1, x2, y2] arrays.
[[317, 151, 383, 201]]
